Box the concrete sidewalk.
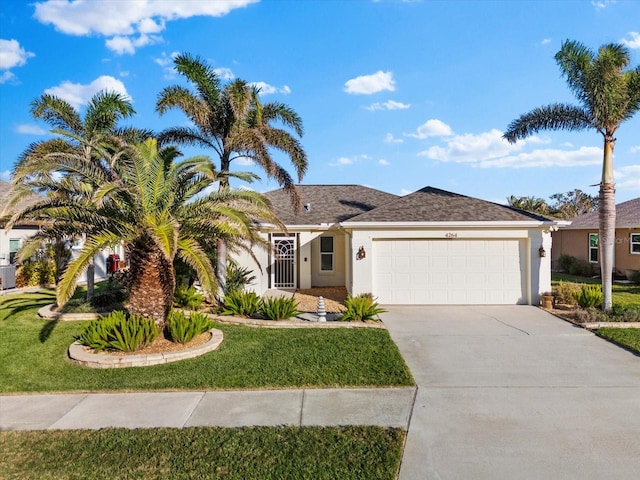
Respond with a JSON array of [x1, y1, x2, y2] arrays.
[[0, 387, 416, 431]]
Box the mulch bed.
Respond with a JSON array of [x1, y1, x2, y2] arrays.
[[294, 287, 348, 313]]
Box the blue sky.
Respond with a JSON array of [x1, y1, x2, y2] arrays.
[[1, 0, 639, 204]]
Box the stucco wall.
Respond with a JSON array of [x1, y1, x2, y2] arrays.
[[310, 231, 346, 287]]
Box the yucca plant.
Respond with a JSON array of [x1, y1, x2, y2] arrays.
[[173, 285, 204, 310], [573, 284, 603, 309], [76, 310, 161, 352], [340, 295, 387, 322], [259, 297, 300, 321], [165, 310, 213, 344], [221, 291, 261, 317]]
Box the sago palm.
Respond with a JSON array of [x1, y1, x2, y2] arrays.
[[6, 138, 280, 325], [156, 53, 308, 295], [504, 40, 640, 310]]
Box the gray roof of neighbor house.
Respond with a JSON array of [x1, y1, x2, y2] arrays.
[[264, 185, 399, 225], [0, 180, 43, 227], [347, 186, 552, 223], [563, 197, 640, 228]]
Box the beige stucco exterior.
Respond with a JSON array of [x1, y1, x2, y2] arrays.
[[552, 228, 640, 275]]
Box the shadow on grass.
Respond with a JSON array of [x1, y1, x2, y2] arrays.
[[39, 319, 59, 343], [0, 291, 56, 321]]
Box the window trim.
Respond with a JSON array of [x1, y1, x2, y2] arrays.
[[588, 233, 598, 264], [9, 238, 21, 265], [631, 233, 640, 255], [319, 235, 334, 272]]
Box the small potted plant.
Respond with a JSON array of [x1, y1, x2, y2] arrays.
[[540, 291, 555, 309]]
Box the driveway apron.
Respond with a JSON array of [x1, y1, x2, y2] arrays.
[[382, 306, 640, 480]]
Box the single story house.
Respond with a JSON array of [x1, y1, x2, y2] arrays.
[[233, 185, 557, 305], [551, 197, 640, 276]]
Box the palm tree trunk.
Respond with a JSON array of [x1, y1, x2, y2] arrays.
[[127, 239, 175, 326], [216, 238, 227, 300], [599, 137, 616, 311], [86, 260, 95, 301]]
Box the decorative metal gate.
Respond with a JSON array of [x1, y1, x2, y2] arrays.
[[272, 236, 296, 288]]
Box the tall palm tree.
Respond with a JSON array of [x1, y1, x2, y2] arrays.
[[9, 91, 150, 299], [6, 138, 280, 325], [504, 40, 640, 310], [156, 53, 308, 296]]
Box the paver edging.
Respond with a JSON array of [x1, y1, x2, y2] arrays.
[[205, 313, 386, 329], [38, 303, 100, 321], [68, 328, 223, 368]]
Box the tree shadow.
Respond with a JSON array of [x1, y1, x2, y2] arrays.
[[0, 291, 56, 321], [39, 319, 59, 343]]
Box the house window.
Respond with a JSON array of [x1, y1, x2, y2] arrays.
[[9, 239, 20, 264], [320, 236, 334, 272], [631, 233, 640, 254], [589, 233, 598, 263]]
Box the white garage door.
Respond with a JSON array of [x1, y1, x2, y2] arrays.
[[373, 239, 527, 305]]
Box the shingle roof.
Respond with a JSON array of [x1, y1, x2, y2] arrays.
[[565, 197, 640, 228], [264, 185, 399, 225], [347, 186, 551, 223]]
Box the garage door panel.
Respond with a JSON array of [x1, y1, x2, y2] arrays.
[[373, 239, 526, 305]]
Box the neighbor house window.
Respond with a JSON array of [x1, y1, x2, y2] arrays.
[[320, 236, 334, 271], [631, 233, 640, 254], [589, 233, 598, 263], [9, 239, 20, 264]]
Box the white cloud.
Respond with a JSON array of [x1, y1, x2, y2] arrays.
[[1, 170, 11, 181], [406, 119, 453, 139], [329, 156, 355, 167], [541, 38, 551, 45], [33, 0, 259, 54], [378, 159, 390, 166], [365, 100, 410, 111], [400, 188, 412, 196], [154, 51, 179, 78], [0, 39, 35, 83], [384, 133, 403, 144], [344, 70, 395, 95], [214, 67, 235, 80], [591, 0, 616, 9], [417, 128, 553, 165], [16, 124, 47, 135], [630, 145, 640, 154], [251, 81, 291, 95], [477, 146, 602, 169], [44, 75, 130, 109], [615, 164, 640, 190], [621, 32, 640, 49]]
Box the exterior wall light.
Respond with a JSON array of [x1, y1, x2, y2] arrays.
[[539, 246, 546, 257], [357, 246, 366, 260]]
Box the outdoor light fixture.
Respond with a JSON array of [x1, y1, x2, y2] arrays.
[[539, 246, 546, 257], [357, 246, 366, 260]]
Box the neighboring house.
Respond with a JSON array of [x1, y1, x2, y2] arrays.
[[552, 197, 640, 276], [233, 185, 557, 305], [0, 180, 113, 285]]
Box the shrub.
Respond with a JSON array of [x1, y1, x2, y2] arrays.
[[173, 285, 204, 310], [259, 297, 300, 320], [15, 260, 56, 287], [91, 277, 128, 310], [60, 299, 95, 314], [165, 310, 213, 344], [556, 254, 576, 273], [572, 284, 603, 309], [340, 295, 387, 322], [226, 263, 256, 294], [222, 291, 261, 317], [568, 259, 595, 277], [553, 281, 581, 305], [630, 270, 640, 285], [573, 308, 608, 324], [76, 311, 161, 352]]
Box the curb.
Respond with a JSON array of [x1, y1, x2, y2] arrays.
[[68, 328, 224, 368]]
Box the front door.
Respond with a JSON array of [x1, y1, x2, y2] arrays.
[[272, 235, 296, 289]]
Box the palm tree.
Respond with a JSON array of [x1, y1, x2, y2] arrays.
[[506, 195, 549, 215], [504, 40, 640, 310], [156, 53, 308, 296], [6, 138, 280, 325], [9, 91, 150, 299]]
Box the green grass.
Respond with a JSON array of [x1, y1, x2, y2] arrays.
[[595, 328, 640, 355], [552, 273, 640, 308], [0, 290, 414, 393], [0, 426, 405, 479]]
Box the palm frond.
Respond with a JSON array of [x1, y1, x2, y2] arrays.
[[503, 103, 593, 143]]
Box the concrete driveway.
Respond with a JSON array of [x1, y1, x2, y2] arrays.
[[381, 306, 640, 480]]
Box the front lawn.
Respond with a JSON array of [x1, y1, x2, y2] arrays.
[[0, 290, 414, 393], [595, 328, 640, 355], [0, 426, 405, 480], [551, 273, 640, 308]]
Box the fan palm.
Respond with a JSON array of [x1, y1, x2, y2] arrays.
[[156, 53, 308, 295], [8, 91, 151, 299], [5, 138, 280, 325], [504, 40, 640, 310]]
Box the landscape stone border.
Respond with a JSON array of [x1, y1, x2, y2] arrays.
[[38, 304, 100, 321], [68, 328, 224, 368]]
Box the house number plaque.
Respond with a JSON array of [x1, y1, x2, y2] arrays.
[[445, 233, 458, 238]]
